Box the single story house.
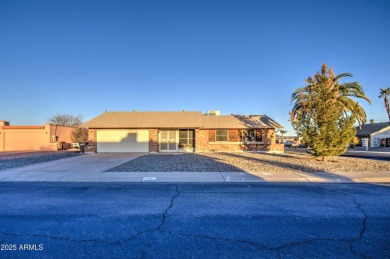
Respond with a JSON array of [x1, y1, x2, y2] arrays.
[[81, 111, 284, 153], [355, 122, 390, 147], [0, 120, 76, 151]]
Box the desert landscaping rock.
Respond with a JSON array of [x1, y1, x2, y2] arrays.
[[0, 151, 82, 171], [106, 152, 390, 173], [106, 154, 246, 172]]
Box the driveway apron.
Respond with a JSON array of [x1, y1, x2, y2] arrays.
[[1, 153, 144, 173]]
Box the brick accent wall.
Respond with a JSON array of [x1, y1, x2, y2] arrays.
[[85, 129, 97, 152], [149, 129, 159, 152], [264, 129, 275, 145], [195, 128, 284, 153], [195, 129, 208, 152]]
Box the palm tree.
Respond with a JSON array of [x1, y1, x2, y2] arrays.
[[279, 130, 287, 143], [379, 88, 390, 124], [291, 64, 371, 126]]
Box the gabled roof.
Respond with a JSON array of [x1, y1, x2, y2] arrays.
[[81, 111, 204, 129], [202, 115, 283, 129], [82, 111, 284, 129], [356, 122, 390, 136]]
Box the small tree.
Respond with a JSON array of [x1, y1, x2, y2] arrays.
[[379, 88, 390, 124], [71, 128, 88, 143], [48, 114, 83, 127], [290, 64, 370, 161]]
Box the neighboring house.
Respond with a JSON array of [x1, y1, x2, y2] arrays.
[[0, 120, 76, 151], [275, 135, 298, 144], [355, 122, 390, 147], [81, 111, 284, 153]]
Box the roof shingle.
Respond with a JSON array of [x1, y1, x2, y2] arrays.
[[202, 115, 283, 129], [356, 122, 390, 136], [82, 111, 204, 128], [82, 111, 283, 129]]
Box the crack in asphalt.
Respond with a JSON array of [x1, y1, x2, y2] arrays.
[[119, 180, 369, 258], [157, 184, 180, 230], [0, 231, 102, 243], [291, 171, 370, 258], [165, 230, 354, 256], [322, 186, 369, 259], [0, 184, 181, 246], [0, 182, 371, 258]]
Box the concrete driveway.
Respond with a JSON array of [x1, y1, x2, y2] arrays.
[[2, 153, 144, 173]]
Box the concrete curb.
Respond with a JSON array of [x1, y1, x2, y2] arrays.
[[0, 170, 389, 183]]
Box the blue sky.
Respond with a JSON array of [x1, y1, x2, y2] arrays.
[[1, 0, 389, 134]]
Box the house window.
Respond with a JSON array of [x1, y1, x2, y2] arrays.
[[215, 130, 228, 141], [179, 129, 194, 148], [243, 129, 263, 142]]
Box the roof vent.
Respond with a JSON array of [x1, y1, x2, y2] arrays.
[[207, 110, 220, 116]]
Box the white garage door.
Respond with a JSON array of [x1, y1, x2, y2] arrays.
[[96, 129, 149, 152]]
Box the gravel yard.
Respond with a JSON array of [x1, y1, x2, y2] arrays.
[[0, 151, 82, 171], [106, 152, 390, 173]]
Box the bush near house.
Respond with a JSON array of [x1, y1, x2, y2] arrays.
[[71, 128, 88, 143]]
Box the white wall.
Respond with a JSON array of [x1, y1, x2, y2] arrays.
[[370, 127, 390, 147]]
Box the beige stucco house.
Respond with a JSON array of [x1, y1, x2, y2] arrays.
[[0, 120, 76, 151], [82, 111, 284, 153]]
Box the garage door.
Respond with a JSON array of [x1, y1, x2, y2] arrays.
[[96, 129, 149, 152]]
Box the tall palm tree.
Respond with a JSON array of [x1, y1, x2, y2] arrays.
[[379, 88, 390, 124], [279, 130, 287, 143], [291, 64, 371, 126]]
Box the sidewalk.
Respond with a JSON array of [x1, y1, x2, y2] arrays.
[[0, 169, 389, 183]]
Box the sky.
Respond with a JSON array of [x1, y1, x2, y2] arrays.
[[1, 0, 389, 134]]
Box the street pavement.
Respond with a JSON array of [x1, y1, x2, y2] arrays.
[[1, 154, 389, 258], [0, 182, 389, 258]]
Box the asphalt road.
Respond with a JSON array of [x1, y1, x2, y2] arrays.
[[285, 148, 390, 161], [0, 182, 389, 258]]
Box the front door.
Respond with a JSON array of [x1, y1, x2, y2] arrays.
[[159, 130, 178, 151]]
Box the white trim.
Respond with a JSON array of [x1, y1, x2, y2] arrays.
[[370, 125, 390, 135]]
